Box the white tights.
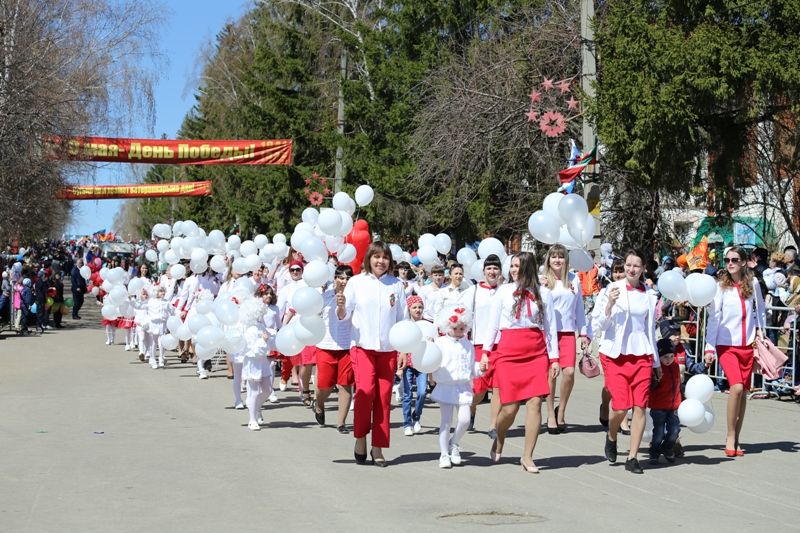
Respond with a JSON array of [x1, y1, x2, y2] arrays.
[[125, 328, 135, 348], [246, 377, 273, 424], [145, 333, 164, 365], [439, 403, 471, 456], [136, 326, 146, 353], [105, 325, 116, 344], [230, 361, 243, 405]]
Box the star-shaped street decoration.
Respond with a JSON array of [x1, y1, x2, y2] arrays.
[[558, 80, 571, 94], [529, 89, 541, 103], [525, 108, 540, 123], [541, 78, 554, 91], [567, 96, 579, 110]]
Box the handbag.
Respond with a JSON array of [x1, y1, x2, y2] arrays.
[[753, 337, 788, 380], [579, 352, 601, 378]]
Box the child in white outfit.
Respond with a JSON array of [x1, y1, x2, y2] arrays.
[[146, 286, 171, 368], [431, 304, 481, 468], [236, 295, 275, 430]]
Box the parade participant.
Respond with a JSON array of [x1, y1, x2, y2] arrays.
[[218, 266, 246, 405], [133, 288, 150, 359], [593, 249, 660, 474], [649, 338, 681, 464], [401, 295, 430, 436], [312, 265, 354, 433], [432, 304, 481, 468], [70, 259, 87, 320], [541, 244, 589, 434], [238, 296, 275, 431], [458, 254, 502, 435], [337, 242, 407, 467], [433, 263, 468, 321], [417, 264, 446, 320], [273, 248, 304, 291], [175, 266, 200, 369], [257, 284, 281, 404], [278, 260, 314, 404], [396, 261, 416, 299], [592, 259, 632, 435], [703, 246, 766, 457], [480, 251, 559, 474], [146, 285, 171, 368], [51, 273, 65, 328]]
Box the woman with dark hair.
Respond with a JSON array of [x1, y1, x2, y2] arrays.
[[337, 242, 407, 466], [593, 249, 660, 474], [480, 251, 559, 474], [704, 246, 766, 457]]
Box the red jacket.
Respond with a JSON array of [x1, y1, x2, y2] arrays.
[[649, 362, 681, 410]]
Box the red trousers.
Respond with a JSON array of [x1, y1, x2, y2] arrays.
[[351, 347, 397, 448], [279, 355, 293, 382]]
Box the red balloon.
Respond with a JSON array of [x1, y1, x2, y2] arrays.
[[93, 257, 102, 267], [353, 219, 369, 233], [344, 222, 372, 274]]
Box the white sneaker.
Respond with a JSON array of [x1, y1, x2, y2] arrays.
[[279, 380, 287, 392], [268, 393, 279, 403], [248, 421, 260, 431], [449, 444, 462, 466], [404, 426, 414, 436], [234, 402, 245, 410], [413, 421, 422, 434], [105, 340, 112, 345], [439, 455, 452, 469], [257, 416, 264, 425], [150, 362, 158, 369], [158, 361, 165, 368], [198, 370, 208, 380]]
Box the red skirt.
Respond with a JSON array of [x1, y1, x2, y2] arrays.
[[288, 345, 316, 366], [117, 317, 134, 329], [102, 318, 119, 327], [602, 353, 653, 411], [718, 345, 755, 391], [492, 328, 550, 404], [473, 343, 495, 394], [557, 332, 577, 368]]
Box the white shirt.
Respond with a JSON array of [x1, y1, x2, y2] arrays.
[[459, 281, 500, 346], [317, 284, 352, 351], [483, 283, 559, 360], [197, 274, 220, 296], [705, 280, 766, 352], [176, 275, 199, 312], [547, 274, 588, 336], [431, 335, 480, 385], [434, 284, 469, 322], [343, 271, 408, 351], [417, 282, 444, 320], [277, 278, 307, 324], [262, 304, 281, 335], [159, 275, 176, 301]]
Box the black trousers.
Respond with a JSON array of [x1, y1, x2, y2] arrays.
[[72, 291, 84, 318]]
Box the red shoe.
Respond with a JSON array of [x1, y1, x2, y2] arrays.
[[735, 449, 744, 456], [724, 449, 737, 457]]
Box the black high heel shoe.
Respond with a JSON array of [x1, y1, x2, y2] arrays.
[[370, 450, 387, 468], [354, 443, 367, 464], [555, 405, 567, 433]]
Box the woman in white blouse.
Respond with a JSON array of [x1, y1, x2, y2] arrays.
[[541, 244, 589, 434], [593, 249, 660, 474], [703, 246, 766, 457], [480, 251, 559, 474], [337, 242, 408, 467]]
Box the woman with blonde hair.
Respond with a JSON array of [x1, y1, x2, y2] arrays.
[[541, 244, 590, 434], [704, 246, 766, 457]]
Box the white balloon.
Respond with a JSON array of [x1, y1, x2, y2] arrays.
[[414, 340, 443, 373], [677, 398, 706, 427], [91, 286, 100, 296], [156, 239, 170, 253], [417, 245, 439, 266], [187, 313, 210, 334], [477, 237, 506, 260], [240, 240, 257, 257], [344, 196, 357, 216], [416, 320, 438, 341], [167, 316, 183, 334], [435, 233, 452, 255], [170, 264, 186, 280], [543, 192, 565, 220], [101, 280, 113, 293], [685, 273, 718, 307], [273, 233, 287, 244], [502, 255, 512, 279], [214, 299, 240, 326], [569, 248, 594, 272], [227, 234, 241, 250], [99, 267, 109, 279], [558, 193, 589, 226], [291, 287, 324, 315], [79, 265, 91, 280], [196, 325, 225, 348], [172, 221, 184, 236], [145, 249, 158, 263], [273, 242, 289, 259], [164, 249, 179, 265], [290, 230, 312, 251], [275, 324, 304, 356], [557, 226, 580, 249], [528, 210, 561, 245], [175, 323, 193, 341], [294, 315, 326, 345], [300, 236, 328, 262], [688, 407, 715, 434], [685, 374, 715, 403], [469, 259, 485, 281], [127, 277, 144, 296], [389, 320, 423, 353], [355, 184, 375, 206], [232, 257, 249, 275], [206, 230, 226, 252], [190, 260, 208, 274], [418, 233, 437, 250], [254, 234, 269, 249], [153, 223, 172, 239], [101, 304, 119, 320], [338, 243, 357, 263], [302, 260, 330, 288], [658, 269, 689, 302], [160, 334, 179, 351], [182, 220, 198, 236], [210, 255, 227, 274], [332, 192, 351, 211], [109, 285, 128, 304], [302, 207, 320, 225], [337, 211, 354, 237], [195, 297, 214, 316], [317, 208, 342, 235], [389, 244, 404, 262], [194, 343, 217, 361], [244, 254, 262, 273], [222, 329, 246, 354], [567, 214, 596, 247]]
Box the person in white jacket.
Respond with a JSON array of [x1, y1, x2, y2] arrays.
[[703, 246, 766, 457], [592, 249, 661, 474], [146, 285, 171, 369], [431, 304, 481, 469], [541, 244, 590, 434], [237, 296, 275, 431]]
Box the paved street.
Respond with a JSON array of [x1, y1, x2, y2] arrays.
[[1, 306, 799, 532]]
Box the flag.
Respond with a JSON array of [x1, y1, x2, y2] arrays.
[[558, 143, 597, 184], [686, 236, 709, 271]]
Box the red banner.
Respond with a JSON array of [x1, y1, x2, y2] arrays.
[[48, 136, 292, 165], [57, 181, 213, 200]]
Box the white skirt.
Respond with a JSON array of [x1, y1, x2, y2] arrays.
[[242, 356, 273, 381], [430, 381, 473, 406]]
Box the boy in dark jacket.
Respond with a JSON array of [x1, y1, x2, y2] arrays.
[[20, 278, 35, 335], [649, 338, 682, 464]]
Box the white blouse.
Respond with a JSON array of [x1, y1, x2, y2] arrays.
[[262, 304, 281, 334], [547, 274, 588, 336], [459, 281, 500, 347], [342, 272, 408, 352], [317, 285, 352, 351], [431, 335, 480, 384], [705, 280, 766, 352], [483, 283, 559, 360]]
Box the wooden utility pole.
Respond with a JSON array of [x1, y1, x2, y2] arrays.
[[581, 0, 600, 251], [334, 47, 347, 195]]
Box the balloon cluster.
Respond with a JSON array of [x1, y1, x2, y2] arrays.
[[527, 193, 595, 272], [388, 319, 442, 373], [98, 266, 141, 321], [677, 374, 716, 433], [658, 271, 718, 306]]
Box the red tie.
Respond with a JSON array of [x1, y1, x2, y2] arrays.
[[513, 289, 535, 319], [479, 282, 495, 290], [626, 283, 645, 293]]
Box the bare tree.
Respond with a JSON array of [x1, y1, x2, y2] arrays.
[[0, 0, 163, 243]]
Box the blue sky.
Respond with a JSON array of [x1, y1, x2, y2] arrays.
[[67, 0, 251, 237]]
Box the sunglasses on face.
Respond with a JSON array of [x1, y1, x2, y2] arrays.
[[724, 257, 741, 264], [289, 268, 302, 272]]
